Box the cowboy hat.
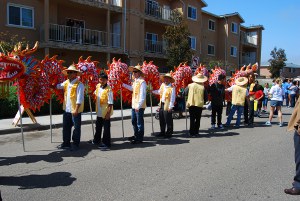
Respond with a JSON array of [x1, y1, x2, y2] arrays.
[[192, 73, 208, 83], [62, 64, 82, 76], [129, 64, 144, 75], [235, 77, 248, 86], [160, 73, 175, 83]]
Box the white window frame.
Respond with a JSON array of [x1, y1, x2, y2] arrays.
[[7, 3, 34, 29], [187, 5, 197, 20], [208, 19, 215, 31], [208, 44, 215, 56], [230, 46, 237, 57], [188, 36, 196, 50], [231, 22, 238, 34]]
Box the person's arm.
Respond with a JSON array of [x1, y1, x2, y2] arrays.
[[56, 81, 66, 89], [122, 83, 133, 91], [184, 86, 189, 97], [105, 90, 114, 120], [136, 81, 147, 111], [225, 85, 234, 92], [204, 88, 208, 103], [74, 83, 85, 116], [152, 89, 160, 95], [168, 87, 176, 111]]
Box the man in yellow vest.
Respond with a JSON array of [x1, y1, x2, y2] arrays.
[[123, 64, 147, 144], [225, 77, 249, 128], [185, 73, 208, 137], [152, 73, 176, 138], [88, 73, 113, 151], [57, 64, 84, 150]]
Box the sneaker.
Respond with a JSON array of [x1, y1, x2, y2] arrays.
[[209, 125, 216, 129], [57, 143, 71, 149], [99, 144, 110, 151], [218, 125, 224, 129], [233, 125, 240, 128], [265, 121, 271, 126], [98, 143, 107, 148], [279, 123, 283, 127]]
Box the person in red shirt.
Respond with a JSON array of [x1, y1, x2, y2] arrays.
[[254, 82, 264, 117]]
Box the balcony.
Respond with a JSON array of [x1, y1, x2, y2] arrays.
[[41, 24, 122, 52], [69, 0, 122, 11], [241, 32, 257, 46], [144, 39, 165, 54], [145, 1, 175, 21]]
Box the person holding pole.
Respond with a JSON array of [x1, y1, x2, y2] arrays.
[[185, 73, 208, 137], [57, 64, 84, 151], [122, 64, 147, 144], [152, 73, 176, 138], [88, 73, 113, 151]]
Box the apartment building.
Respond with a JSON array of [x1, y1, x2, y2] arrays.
[[0, 0, 264, 73]]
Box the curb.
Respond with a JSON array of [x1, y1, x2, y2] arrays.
[[0, 113, 157, 135]]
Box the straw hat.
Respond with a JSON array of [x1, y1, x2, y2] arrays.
[[192, 73, 208, 83], [160, 73, 175, 83], [235, 77, 248, 86], [62, 64, 82, 76], [129, 64, 144, 75]]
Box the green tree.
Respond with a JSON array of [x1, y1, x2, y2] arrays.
[[163, 10, 193, 70], [268, 47, 287, 78], [0, 31, 28, 53]]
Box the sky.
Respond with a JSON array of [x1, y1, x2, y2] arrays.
[[203, 0, 300, 64]]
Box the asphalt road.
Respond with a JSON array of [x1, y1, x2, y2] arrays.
[[0, 107, 299, 201]]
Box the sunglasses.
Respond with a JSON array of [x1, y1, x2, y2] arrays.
[[67, 71, 76, 75], [133, 71, 139, 73]]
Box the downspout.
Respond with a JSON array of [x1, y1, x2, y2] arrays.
[[223, 16, 228, 75], [123, 0, 127, 55], [179, 0, 185, 15]]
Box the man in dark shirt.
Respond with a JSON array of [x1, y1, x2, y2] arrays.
[[209, 74, 226, 129]]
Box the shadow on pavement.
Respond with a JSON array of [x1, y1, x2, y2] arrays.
[[0, 143, 92, 166], [0, 172, 76, 189]]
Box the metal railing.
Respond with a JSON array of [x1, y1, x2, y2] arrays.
[[242, 56, 256, 65], [241, 32, 257, 46], [145, 1, 174, 21], [47, 23, 121, 48], [144, 39, 165, 53]]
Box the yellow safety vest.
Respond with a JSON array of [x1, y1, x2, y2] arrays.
[[63, 80, 84, 113], [186, 83, 205, 108], [95, 84, 113, 118], [132, 79, 146, 109], [232, 85, 247, 106]]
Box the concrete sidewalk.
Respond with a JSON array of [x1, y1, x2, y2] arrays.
[[0, 106, 159, 135]]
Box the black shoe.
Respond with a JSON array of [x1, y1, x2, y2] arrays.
[[70, 144, 80, 151], [57, 143, 71, 149], [164, 135, 172, 138], [131, 140, 143, 144], [156, 133, 165, 137], [127, 136, 135, 141], [87, 140, 99, 145]]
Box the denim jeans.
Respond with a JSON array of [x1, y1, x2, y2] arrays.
[[131, 108, 145, 141], [226, 105, 244, 127], [290, 94, 296, 107], [293, 131, 300, 189], [285, 92, 289, 106], [62, 112, 82, 146], [263, 97, 268, 107]]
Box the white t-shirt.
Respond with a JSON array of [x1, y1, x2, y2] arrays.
[[269, 84, 283, 101]]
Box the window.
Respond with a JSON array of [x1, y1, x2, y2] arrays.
[[208, 20, 215, 31], [146, 32, 158, 43], [231, 22, 238, 34], [289, 68, 296, 73], [7, 4, 34, 28], [188, 36, 196, 50], [208, 44, 215, 55], [230, 46, 237, 57], [187, 5, 197, 20]]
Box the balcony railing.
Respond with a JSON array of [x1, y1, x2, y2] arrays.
[[241, 32, 257, 46], [47, 24, 121, 48], [145, 1, 174, 21], [144, 39, 165, 54], [70, 0, 122, 7], [242, 56, 256, 65]]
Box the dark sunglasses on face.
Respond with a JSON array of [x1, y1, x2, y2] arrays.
[[133, 71, 138, 73], [67, 71, 75, 75]]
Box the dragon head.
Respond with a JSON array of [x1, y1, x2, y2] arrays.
[[0, 42, 39, 82]]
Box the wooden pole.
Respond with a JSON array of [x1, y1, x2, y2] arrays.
[[17, 83, 25, 151], [120, 84, 125, 140], [149, 83, 154, 135]]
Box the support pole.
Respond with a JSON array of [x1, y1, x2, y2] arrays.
[[120, 84, 125, 140], [149, 83, 154, 135], [185, 94, 188, 136], [88, 95, 95, 138], [17, 83, 25, 151], [50, 97, 53, 143]]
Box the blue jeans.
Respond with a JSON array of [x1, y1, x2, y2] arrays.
[[285, 92, 289, 106], [263, 97, 268, 107], [293, 131, 300, 189], [290, 94, 296, 107], [226, 105, 244, 127], [63, 112, 82, 146], [131, 108, 145, 141]]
